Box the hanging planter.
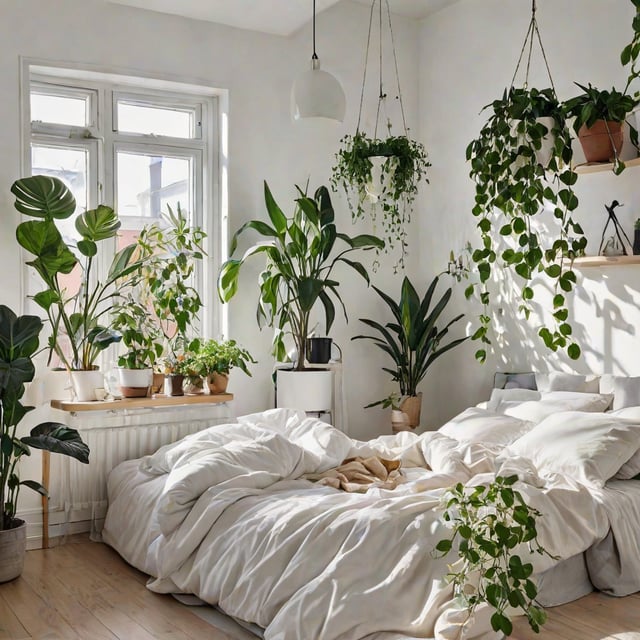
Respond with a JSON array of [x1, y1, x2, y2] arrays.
[[331, 0, 430, 271], [465, 1, 586, 364]]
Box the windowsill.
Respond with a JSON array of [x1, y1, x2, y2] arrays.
[[50, 393, 233, 412]]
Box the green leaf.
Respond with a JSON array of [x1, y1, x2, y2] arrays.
[[11, 175, 76, 220], [21, 423, 90, 463], [75, 205, 121, 241], [435, 539, 452, 553], [20, 479, 48, 497], [568, 343, 581, 360], [77, 239, 98, 257], [263, 181, 288, 234]]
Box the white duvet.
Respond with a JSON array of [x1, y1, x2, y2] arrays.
[[103, 409, 611, 640]]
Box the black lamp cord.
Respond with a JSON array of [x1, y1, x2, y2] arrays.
[[312, 0, 318, 61]]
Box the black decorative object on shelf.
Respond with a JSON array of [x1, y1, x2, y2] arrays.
[[633, 219, 640, 255], [598, 200, 633, 256]]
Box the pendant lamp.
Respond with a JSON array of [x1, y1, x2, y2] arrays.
[[292, 0, 346, 122]]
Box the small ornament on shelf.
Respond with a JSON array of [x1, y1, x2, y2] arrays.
[[598, 200, 633, 256]]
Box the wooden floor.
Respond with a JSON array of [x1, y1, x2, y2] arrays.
[[0, 538, 233, 640], [1, 539, 640, 639]]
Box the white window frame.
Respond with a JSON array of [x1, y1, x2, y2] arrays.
[[20, 61, 223, 342]]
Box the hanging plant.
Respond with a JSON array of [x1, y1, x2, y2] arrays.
[[331, 131, 429, 269], [465, 2, 586, 363], [621, 0, 640, 94], [330, 0, 430, 271]]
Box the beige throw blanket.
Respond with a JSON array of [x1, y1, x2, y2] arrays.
[[305, 456, 404, 492]]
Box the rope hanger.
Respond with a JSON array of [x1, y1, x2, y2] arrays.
[[355, 0, 408, 138], [510, 0, 556, 92]]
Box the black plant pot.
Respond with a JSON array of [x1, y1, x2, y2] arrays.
[[634, 229, 640, 256], [306, 337, 333, 364]]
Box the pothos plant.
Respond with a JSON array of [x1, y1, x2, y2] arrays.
[[465, 87, 586, 363], [331, 130, 430, 271], [434, 475, 553, 637], [621, 1, 640, 102]]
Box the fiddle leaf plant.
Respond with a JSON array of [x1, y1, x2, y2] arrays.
[[434, 475, 553, 636], [465, 87, 586, 363]]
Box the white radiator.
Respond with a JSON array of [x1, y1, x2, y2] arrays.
[[50, 403, 233, 537]]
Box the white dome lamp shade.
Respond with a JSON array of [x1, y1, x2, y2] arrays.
[[292, 0, 346, 123]]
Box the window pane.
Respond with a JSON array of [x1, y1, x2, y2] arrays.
[[31, 92, 88, 127], [116, 151, 193, 230], [117, 102, 194, 138]]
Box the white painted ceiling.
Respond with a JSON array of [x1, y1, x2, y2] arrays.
[[108, 0, 459, 36]]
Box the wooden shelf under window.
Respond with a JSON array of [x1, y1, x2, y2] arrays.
[[573, 156, 640, 174], [50, 393, 233, 412], [572, 255, 640, 267]]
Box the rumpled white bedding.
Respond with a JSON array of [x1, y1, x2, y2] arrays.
[[103, 409, 611, 640]]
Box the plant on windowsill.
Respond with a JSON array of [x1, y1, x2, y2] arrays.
[[564, 83, 639, 172], [434, 475, 553, 637], [111, 295, 164, 398], [193, 339, 255, 394], [218, 181, 383, 412], [135, 203, 206, 363], [331, 130, 430, 271], [12, 175, 144, 401], [353, 274, 467, 431], [0, 305, 89, 582]]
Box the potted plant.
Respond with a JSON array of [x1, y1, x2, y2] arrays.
[[353, 275, 467, 430], [621, 0, 640, 131], [564, 83, 638, 171], [218, 181, 383, 412], [195, 339, 255, 394], [136, 204, 206, 366], [0, 305, 89, 582], [331, 131, 430, 270], [12, 175, 143, 400], [111, 295, 163, 397], [465, 86, 586, 363], [160, 352, 189, 397]]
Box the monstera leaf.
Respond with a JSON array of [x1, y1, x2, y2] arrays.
[[11, 175, 76, 220], [75, 205, 121, 242]]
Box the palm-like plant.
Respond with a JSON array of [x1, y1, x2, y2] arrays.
[[354, 275, 467, 405], [218, 181, 384, 370]]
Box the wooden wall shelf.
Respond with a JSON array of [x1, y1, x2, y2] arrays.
[[572, 255, 640, 267], [573, 156, 640, 175], [51, 393, 233, 412]]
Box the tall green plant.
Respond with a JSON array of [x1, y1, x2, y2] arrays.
[[353, 275, 467, 404], [218, 182, 383, 370], [0, 305, 89, 531], [12, 175, 143, 370], [465, 87, 585, 363], [135, 204, 206, 357]]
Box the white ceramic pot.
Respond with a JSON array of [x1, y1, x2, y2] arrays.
[[117, 368, 152, 398], [276, 369, 333, 413], [365, 155, 397, 203], [70, 369, 104, 402], [510, 116, 556, 168]]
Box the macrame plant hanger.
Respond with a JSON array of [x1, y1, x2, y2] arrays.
[[355, 0, 408, 140], [510, 0, 556, 94]]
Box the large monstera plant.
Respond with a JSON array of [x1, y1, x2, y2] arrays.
[[12, 175, 143, 371], [0, 305, 89, 532], [218, 181, 384, 370]]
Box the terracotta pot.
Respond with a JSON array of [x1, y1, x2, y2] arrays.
[[117, 368, 152, 398], [0, 519, 27, 583], [164, 374, 184, 396], [207, 372, 229, 394], [577, 120, 623, 163]]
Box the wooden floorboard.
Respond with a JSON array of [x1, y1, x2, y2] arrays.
[[2, 539, 640, 639]]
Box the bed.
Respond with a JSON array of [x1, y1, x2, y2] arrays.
[[102, 379, 640, 640]]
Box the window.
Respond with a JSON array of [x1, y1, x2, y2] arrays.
[[24, 68, 219, 345]]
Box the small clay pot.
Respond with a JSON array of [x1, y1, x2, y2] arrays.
[[578, 120, 623, 163], [164, 374, 185, 396], [207, 372, 229, 394]]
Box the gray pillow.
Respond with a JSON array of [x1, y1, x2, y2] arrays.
[[600, 375, 640, 411], [536, 372, 600, 393], [493, 372, 537, 390]]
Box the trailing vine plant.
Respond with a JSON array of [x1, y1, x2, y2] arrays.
[[434, 476, 553, 637], [465, 1, 586, 363], [621, 1, 640, 99]]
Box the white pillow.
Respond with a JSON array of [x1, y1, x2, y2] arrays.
[[600, 375, 640, 411], [486, 388, 541, 412], [610, 407, 640, 479], [502, 391, 613, 423], [535, 372, 600, 393], [438, 407, 534, 446], [506, 411, 640, 487]]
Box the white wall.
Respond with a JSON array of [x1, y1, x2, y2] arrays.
[[417, 0, 640, 425], [0, 0, 420, 475]]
